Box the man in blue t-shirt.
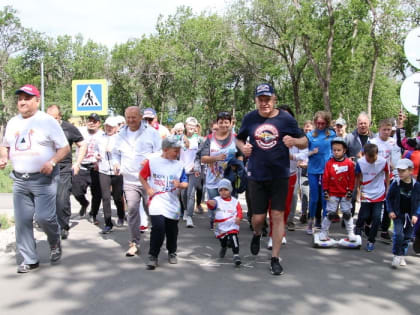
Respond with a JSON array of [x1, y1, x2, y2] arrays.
[[236, 83, 307, 276]]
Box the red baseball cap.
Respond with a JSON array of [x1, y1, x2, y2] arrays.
[[15, 84, 40, 97]]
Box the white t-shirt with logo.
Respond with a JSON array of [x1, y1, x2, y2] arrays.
[[78, 127, 102, 164], [140, 157, 187, 220], [356, 156, 388, 202], [2, 111, 68, 173], [180, 134, 200, 174]]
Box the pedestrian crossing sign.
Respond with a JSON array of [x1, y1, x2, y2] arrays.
[[72, 79, 108, 116]]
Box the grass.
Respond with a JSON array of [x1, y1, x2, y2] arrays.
[[0, 165, 13, 193], [0, 214, 13, 229]]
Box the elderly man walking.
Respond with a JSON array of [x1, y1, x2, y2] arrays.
[[112, 106, 161, 256], [0, 84, 70, 273]]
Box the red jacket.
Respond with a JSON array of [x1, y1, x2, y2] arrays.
[[323, 157, 355, 197]]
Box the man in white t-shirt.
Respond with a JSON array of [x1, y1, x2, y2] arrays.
[[112, 106, 161, 257], [0, 84, 70, 273]]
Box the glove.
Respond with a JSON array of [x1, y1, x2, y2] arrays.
[[346, 190, 353, 199], [323, 190, 329, 200]]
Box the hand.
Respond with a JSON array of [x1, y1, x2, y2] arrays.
[[216, 154, 227, 161], [389, 212, 397, 220], [0, 158, 7, 170], [72, 163, 81, 175], [172, 179, 181, 188], [311, 147, 319, 155], [113, 163, 121, 175], [242, 143, 253, 157], [282, 135, 295, 148], [95, 153, 102, 161], [235, 217, 241, 225], [40, 161, 54, 175], [194, 171, 200, 177], [412, 216, 418, 225], [323, 191, 329, 200], [146, 188, 155, 196], [346, 190, 353, 200]]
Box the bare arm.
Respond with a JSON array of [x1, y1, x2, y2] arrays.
[[139, 174, 154, 197], [0, 146, 9, 169], [283, 135, 308, 149], [40, 145, 70, 175], [72, 141, 87, 175]]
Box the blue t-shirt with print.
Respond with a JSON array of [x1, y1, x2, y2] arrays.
[[237, 109, 303, 181], [307, 128, 336, 174]]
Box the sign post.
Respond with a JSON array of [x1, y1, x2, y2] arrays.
[[72, 79, 108, 116]]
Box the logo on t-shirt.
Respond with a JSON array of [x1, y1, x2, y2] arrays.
[[333, 164, 348, 174], [254, 124, 279, 150], [14, 130, 33, 151]]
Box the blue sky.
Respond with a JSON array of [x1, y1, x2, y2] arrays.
[[1, 0, 228, 47]]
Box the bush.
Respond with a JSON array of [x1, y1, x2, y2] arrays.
[[0, 165, 13, 193], [0, 214, 13, 229]]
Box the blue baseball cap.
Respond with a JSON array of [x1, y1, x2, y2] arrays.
[[255, 83, 275, 97], [143, 108, 156, 119]]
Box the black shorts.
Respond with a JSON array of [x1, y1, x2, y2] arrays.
[[247, 178, 289, 215]]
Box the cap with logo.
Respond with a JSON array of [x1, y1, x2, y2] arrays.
[[335, 118, 347, 126], [143, 108, 156, 119], [87, 113, 101, 122], [255, 83, 275, 97], [15, 84, 40, 97]]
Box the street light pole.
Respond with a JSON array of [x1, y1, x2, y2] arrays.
[[40, 58, 44, 111]]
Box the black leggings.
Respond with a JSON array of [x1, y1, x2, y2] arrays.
[[149, 215, 179, 257], [219, 233, 239, 254], [99, 173, 124, 226]]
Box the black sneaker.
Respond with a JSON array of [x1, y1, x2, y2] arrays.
[[380, 231, 392, 244], [101, 226, 113, 234], [61, 229, 69, 240], [17, 262, 39, 274], [219, 247, 227, 258], [50, 241, 62, 263], [79, 202, 89, 217], [299, 214, 307, 224], [146, 255, 158, 270], [233, 255, 241, 266], [250, 234, 261, 255], [413, 237, 420, 254], [270, 257, 284, 276]]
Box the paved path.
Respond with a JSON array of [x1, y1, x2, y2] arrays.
[[0, 193, 419, 315]]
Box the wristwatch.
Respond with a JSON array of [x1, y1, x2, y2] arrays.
[[49, 160, 56, 167]]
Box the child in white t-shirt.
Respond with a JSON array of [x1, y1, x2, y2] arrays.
[[207, 179, 243, 266], [139, 136, 188, 270]]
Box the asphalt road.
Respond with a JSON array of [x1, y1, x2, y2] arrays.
[[0, 193, 419, 315]]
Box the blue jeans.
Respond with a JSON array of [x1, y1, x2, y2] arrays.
[[355, 202, 383, 243], [392, 215, 413, 256], [308, 173, 326, 219], [207, 188, 219, 221]]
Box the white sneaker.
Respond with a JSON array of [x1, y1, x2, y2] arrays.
[[391, 255, 401, 269], [282, 236, 287, 245], [400, 257, 407, 266], [267, 237, 273, 250], [183, 215, 188, 221], [319, 231, 328, 241], [186, 216, 194, 228], [348, 232, 357, 242]]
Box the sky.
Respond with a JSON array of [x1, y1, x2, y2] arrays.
[[1, 0, 229, 48]]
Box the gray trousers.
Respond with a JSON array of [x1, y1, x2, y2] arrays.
[[181, 173, 199, 217], [124, 183, 148, 244], [12, 172, 60, 265]]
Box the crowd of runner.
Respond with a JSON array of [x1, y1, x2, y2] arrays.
[[1, 83, 420, 275]]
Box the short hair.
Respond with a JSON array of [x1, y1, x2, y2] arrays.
[[279, 104, 295, 118], [357, 112, 370, 123], [47, 104, 61, 115], [364, 143, 378, 157], [378, 118, 393, 128], [216, 111, 232, 122]]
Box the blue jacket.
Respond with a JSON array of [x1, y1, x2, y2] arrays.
[[386, 178, 420, 218]]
